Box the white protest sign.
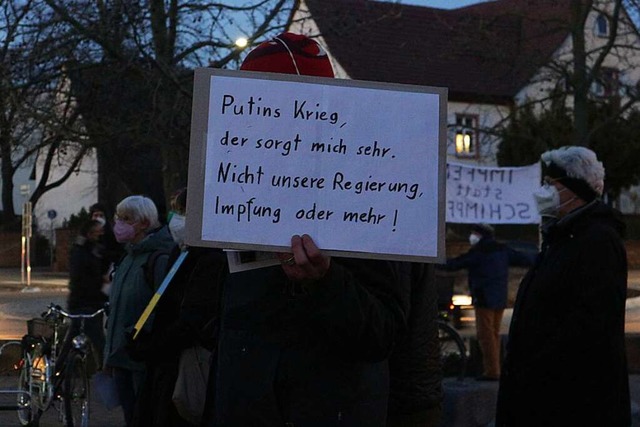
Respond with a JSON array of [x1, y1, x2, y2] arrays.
[[186, 69, 447, 262], [446, 162, 541, 224]]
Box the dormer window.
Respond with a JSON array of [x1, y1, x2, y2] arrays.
[[595, 14, 609, 37], [454, 114, 478, 158]]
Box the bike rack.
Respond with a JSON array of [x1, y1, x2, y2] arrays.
[[0, 341, 31, 411]]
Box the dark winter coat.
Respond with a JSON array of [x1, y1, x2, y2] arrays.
[[67, 236, 108, 313], [443, 237, 533, 309], [387, 263, 443, 427], [104, 226, 175, 371], [209, 256, 409, 427], [496, 201, 630, 426], [132, 246, 227, 427]]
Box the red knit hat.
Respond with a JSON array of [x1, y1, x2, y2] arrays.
[[240, 32, 334, 78]]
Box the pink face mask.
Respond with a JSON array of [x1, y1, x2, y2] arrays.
[[113, 219, 137, 243]]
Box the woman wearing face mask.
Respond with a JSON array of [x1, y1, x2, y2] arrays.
[[496, 146, 630, 427], [129, 188, 228, 427], [103, 195, 176, 427], [439, 224, 532, 381], [90, 202, 124, 273]]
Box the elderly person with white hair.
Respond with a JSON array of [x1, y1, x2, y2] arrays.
[[496, 146, 630, 426], [103, 195, 176, 426]]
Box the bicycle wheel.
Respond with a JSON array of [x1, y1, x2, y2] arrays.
[[438, 320, 468, 380], [63, 353, 89, 427], [29, 352, 54, 411], [17, 358, 40, 426]]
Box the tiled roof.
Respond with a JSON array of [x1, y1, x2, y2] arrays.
[[304, 0, 573, 103]]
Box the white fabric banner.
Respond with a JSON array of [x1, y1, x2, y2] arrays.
[[446, 162, 541, 224]]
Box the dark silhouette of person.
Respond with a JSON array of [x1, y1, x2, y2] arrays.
[[441, 223, 532, 380], [65, 219, 109, 369], [496, 146, 630, 426]]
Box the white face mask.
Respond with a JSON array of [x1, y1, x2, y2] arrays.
[[168, 214, 186, 246], [469, 233, 481, 246], [533, 183, 561, 217], [93, 216, 107, 226], [533, 183, 576, 218]]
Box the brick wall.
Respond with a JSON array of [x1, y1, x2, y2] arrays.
[[0, 229, 78, 270], [52, 229, 76, 272], [0, 232, 23, 267]]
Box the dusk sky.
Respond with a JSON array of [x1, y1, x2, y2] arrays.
[[399, 0, 489, 8]]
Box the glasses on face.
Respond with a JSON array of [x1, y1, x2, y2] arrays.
[[543, 177, 569, 195], [114, 214, 136, 224]]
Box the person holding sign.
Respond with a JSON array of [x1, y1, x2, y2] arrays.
[[103, 195, 176, 426], [496, 146, 630, 426], [200, 33, 410, 427], [440, 223, 532, 381]]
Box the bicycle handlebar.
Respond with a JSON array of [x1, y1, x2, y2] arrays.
[[42, 303, 106, 320]]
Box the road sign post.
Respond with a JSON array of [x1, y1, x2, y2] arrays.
[[19, 185, 40, 293], [21, 202, 32, 288], [47, 210, 57, 268]]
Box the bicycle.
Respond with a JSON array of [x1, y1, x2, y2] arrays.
[[437, 313, 468, 381], [436, 270, 469, 380], [16, 303, 105, 427]]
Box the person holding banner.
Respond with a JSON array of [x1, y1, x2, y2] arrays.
[[200, 32, 410, 427], [496, 146, 630, 426], [440, 223, 532, 381], [103, 195, 176, 426]]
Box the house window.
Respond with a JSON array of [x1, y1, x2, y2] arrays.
[[592, 67, 619, 98], [595, 14, 609, 37], [454, 114, 478, 157]]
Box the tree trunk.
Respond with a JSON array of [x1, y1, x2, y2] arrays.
[[571, 0, 591, 147], [0, 139, 17, 225]]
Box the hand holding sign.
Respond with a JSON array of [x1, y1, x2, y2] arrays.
[[278, 234, 331, 281]]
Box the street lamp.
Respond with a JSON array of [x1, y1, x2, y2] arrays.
[[235, 37, 248, 49]]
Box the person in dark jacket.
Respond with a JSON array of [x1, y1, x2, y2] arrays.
[[201, 32, 410, 427], [387, 263, 443, 427], [66, 219, 109, 369], [496, 146, 630, 426], [130, 188, 226, 427], [441, 224, 532, 380]]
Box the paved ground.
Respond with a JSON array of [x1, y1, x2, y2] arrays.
[[0, 268, 124, 425], [1, 266, 640, 426], [0, 374, 125, 426], [0, 268, 67, 293], [440, 268, 640, 426]]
